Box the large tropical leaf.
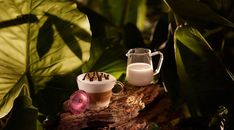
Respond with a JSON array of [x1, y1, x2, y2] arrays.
[[164, 0, 234, 28], [174, 25, 234, 117], [0, 0, 91, 118], [77, 0, 147, 30]]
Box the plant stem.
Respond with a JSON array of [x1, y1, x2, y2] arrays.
[[25, 0, 35, 97], [120, 0, 130, 27]]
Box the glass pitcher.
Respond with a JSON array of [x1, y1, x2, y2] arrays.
[[126, 48, 163, 86]]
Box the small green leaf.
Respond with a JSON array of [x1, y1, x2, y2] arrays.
[[0, 75, 28, 119], [4, 96, 38, 130]]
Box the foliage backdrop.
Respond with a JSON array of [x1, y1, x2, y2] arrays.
[[0, 0, 234, 130]]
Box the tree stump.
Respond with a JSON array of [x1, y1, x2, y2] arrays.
[[57, 83, 164, 130]]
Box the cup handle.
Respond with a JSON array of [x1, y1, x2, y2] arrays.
[[112, 81, 124, 95], [151, 51, 164, 75]]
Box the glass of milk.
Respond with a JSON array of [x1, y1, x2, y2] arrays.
[[126, 48, 163, 86]]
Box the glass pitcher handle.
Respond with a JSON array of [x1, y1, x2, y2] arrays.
[[151, 51, 164, 75]]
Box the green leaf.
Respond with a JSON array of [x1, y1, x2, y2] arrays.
[[77, 0, 147, 30], [0, 76, 28, 119], [200, 0, 232, 16], [123, 23, 145, 48], [161, 31, 181, 104], [4, 96, 38, 130], [164, 0, 234, 27], [174, 25, 234, 116], [0, 0, 91, 118], [150, 13, 169, 49], [82, 38, 127, 79]]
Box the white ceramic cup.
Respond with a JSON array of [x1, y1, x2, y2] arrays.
[[77, 72, 123, 110]]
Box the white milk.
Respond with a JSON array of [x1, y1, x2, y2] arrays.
[[126, 63, 154, 86]]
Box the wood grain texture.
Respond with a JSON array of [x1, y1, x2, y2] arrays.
[[58, 83, 164, 130]]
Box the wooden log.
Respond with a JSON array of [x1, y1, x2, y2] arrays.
[[57, 83, 164, 130]]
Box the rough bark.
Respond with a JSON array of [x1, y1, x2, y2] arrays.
[[58, 83, 164, 130]]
